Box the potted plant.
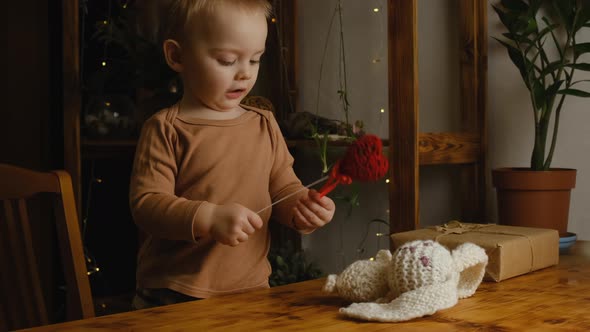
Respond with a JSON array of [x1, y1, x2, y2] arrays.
[[492, 0, 590, 237]]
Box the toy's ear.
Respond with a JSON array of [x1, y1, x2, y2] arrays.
[[340, 277, 458, 322], [375, 249, 392, 262], [451, 243, 488, 298], [163, 39, 183, 73]]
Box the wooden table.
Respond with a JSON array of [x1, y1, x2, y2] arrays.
[[22, 241, 590, 331]]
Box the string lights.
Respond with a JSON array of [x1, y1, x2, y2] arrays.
[[372, 1, 386, 123], [82, 160, 103, 277], [356, 218, 390, 260], [101, 0, 113, 69], [80, 0, 131, 311], [358, 0, 390, 260]]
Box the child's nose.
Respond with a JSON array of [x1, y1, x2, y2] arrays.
[[236, 63, 252, 80]]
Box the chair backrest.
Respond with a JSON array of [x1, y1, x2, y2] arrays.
[[0, 164, 94, 330]]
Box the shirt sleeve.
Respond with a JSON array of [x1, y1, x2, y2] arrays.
[[267, 112, 307, 228], [129, 115, 202, 242]]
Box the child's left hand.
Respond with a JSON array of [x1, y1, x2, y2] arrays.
[[292, 189, 335, 234]]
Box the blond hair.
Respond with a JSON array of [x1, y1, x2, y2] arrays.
[[139, 0, 272, 45]]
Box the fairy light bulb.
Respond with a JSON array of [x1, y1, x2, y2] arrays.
[[385, 178, 390, 184], [101, 61, 107, 67], [271, 17, 277, 23], [373, 7, 380, 13], [380, 108, 385, 113]]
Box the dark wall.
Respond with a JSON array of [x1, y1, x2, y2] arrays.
[[0, 1, 62, 169]]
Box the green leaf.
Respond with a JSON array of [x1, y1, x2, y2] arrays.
[[524, 50, 544, 78], [495, 0, 538, 34], [529, 0, 545, 15], [545, 80, 564, 104], [492, 5, 511, 27], [524, 25, 554, 65], [523, 17, 539, 35], [276, 255, 287, 268], [501, 0, 529, 12], [542, 17, 564, 58], [574, 2, 590, 32], [533, 23, 559, 44], [503, 32, 533, 44], [493, 6, 523, 33], [564, 69, 572, 83], [552, 0, 576, 31], [570, 79, 590, 86], [564, 63, 590, 71], [529, 0, 544, 13], [573, 43, 590, 59], [494, 38, 529, 85], [557, 88, 590, 97], [268, 240, 323, 287], [540, 60, 564, 77], [532, 81, 547, 109]]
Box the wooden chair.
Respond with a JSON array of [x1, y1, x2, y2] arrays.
[[0, 164, 94, 330]]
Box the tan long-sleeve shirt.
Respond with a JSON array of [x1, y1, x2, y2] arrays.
[[129, 104, 306, 298]]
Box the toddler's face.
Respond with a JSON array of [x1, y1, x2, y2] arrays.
[[180, 5, 268, 113]]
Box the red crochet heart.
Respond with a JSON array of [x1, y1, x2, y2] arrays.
[[317, 134, 389, 197], [340, 134, 389, 181]]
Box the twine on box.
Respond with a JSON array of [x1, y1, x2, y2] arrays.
[[433, 220, 536, 273]]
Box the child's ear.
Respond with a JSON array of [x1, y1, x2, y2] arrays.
[[163, 39, 183, 72]]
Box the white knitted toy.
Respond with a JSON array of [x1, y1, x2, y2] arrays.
[[323, 249, 392, 302], [324, 240, 488, 322]]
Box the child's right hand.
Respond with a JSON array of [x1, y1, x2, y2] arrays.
[[208, 203, 263, 246]]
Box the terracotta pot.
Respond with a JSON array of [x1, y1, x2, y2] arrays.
[[492, 168, 576, 237]]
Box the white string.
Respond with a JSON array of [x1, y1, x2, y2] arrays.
[[256, 176, 329, 214]]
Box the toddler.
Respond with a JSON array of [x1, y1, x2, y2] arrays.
[[129, 0, 335, 309]]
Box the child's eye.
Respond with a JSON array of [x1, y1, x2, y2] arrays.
[[250, 59, 261, 65], [218, 59, 236, 66]]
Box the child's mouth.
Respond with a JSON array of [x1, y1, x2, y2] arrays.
[[226, 89, 245, 99]]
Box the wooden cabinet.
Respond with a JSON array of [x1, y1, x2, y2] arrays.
[[388, 0, 487, 235]]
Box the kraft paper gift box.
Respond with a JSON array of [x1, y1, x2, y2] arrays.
[[390, 220, 559, 282]]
